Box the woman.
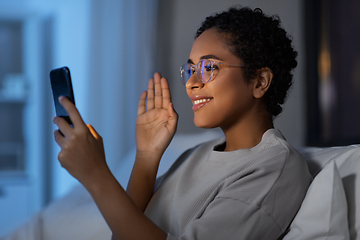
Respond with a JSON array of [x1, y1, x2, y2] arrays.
[[53, 6, 312, 240]]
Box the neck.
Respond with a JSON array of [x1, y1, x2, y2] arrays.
[[221, 111, 274, 151]]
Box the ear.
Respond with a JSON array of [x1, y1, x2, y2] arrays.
[[252, 67, 273, 98]]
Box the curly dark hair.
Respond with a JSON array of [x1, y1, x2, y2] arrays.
[[196, 6, 298, 117]]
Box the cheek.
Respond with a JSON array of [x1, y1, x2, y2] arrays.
[[212, 82, 254, 115]]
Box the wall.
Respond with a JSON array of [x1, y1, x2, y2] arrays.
[[0, 1, 92, 235], [155, 0, 305, 146], [0, 0, 159, 235]]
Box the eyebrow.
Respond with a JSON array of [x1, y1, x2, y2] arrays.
[[200, 55, 223, 61], [187, 54, 223, 64]]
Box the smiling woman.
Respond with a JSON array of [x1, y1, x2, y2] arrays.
[[51, 6, 312, 240]]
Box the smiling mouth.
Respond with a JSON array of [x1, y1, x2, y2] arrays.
[[193, 98, 212, 105], [192, 98, 212, 110]]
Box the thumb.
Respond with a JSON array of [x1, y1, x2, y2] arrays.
[[167, 103, 178, 130]]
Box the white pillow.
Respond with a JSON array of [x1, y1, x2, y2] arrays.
[[283, 160, 349, 240], [299, 145, 360, 239]]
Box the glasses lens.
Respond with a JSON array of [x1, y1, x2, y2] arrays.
[[197, 59, 213, 83], [180, 63, 194, 85]]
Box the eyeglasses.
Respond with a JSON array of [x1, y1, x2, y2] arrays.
[[179, 59, 246, 85]]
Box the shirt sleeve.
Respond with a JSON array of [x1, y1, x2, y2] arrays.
[[166, 197, 282, 240]]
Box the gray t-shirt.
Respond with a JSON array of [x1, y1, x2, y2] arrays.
[[145, 129, 312, 240]]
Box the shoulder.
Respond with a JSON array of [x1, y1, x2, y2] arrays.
[[215, 129, 312, 233], [215, 128, 311, 209], [254, 129, 306, 168], [265, 129, 311, 179], [252, 129, 312, 196]]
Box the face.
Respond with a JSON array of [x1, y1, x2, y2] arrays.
[[186, 28, 258, 130]]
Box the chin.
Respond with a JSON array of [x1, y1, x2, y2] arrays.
[[193, 118, 218, 129]]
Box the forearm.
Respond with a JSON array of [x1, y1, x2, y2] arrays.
[[86, 168, 167, 240], [126, 152, 162, 211]]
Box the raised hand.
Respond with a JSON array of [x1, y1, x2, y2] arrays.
[[127, 73, 178, 211], [136, 72, 178, 158]]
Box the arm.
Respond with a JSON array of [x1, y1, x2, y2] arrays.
[[127, 73, 177, 211], [52, 73, 177, 240]]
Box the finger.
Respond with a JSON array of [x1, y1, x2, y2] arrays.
[[87, 124, 102, 140], [59, 96, 86, 128], [146, 78, 155, 110], [53, 116, 73, 137], [137, 91, 147, 115], [167, 102, 178, 132], [154, 72, 162, 109], [53, 129, 66, 146], [161, 77, 171, 110]]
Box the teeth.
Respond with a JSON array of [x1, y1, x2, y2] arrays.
[[194, 99, 211, 105]]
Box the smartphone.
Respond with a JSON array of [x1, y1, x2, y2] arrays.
[[50, 66, 75, 125]]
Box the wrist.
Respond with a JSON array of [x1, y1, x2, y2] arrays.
[[82, 165, 115, 195], [135, 150, 163, 167]]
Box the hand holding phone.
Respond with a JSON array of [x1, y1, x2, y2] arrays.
[[50, 66, 75, 125]]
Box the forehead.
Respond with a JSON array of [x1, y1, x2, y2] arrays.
[[189, 28, 240, 63]]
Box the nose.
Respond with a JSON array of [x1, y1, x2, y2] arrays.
[[186, 74, 204, 90]]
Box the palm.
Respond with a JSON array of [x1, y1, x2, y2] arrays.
[[136, 73, 178, 155], [136, 108, 172, 152]]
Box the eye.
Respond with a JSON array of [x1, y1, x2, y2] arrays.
[[211, 64, 219, 70], [207, 60, 220, 71], [204, 63, 212, 71], [201, 60, 218, 72]]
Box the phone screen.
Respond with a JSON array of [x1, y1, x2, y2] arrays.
[[50, 66, 75, 125]]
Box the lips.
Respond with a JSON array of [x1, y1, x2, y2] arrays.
[[193, 98, 211, 105], [191, 97, 213, 110]]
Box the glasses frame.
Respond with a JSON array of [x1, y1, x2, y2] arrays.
[[180, 59, 246, 85]]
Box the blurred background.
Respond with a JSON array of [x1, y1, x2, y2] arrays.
[[0, 0, 359, 237]]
